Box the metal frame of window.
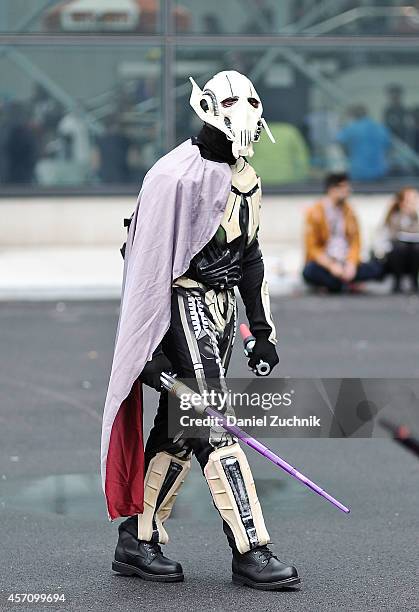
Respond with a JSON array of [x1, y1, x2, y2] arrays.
[[1, 0, 419, 196]]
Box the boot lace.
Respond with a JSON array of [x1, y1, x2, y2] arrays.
[[142, 541, 162, 558], [254, 545, 278, 563]]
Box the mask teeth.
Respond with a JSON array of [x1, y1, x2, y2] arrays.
[[240, 129, 252, 147]]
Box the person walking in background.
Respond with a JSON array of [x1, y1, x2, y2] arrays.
[[337, 106, 390, 181], [411, 106, 419, 156], [383, 187, 419, 293], [96, 115, 131, 184], [383, 84, 414, 175], [4, 101, 38, 184], [383, 84, 413, 145], [302, 173, 384, 293]]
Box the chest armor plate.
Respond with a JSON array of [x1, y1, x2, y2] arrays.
[[220, 158, 261, 246], [176, 158, 261, 290]]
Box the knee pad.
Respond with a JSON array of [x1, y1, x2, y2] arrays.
[[204, 443, 269, 554], [138, 451, 191, 544]]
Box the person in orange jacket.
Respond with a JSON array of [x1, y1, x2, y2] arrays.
[[302, 173, 384, 292]]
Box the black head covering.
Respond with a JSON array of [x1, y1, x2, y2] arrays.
[[191, 123, 237, 165]]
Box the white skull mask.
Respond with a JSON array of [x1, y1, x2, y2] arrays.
[[189, 70, 275, 159]]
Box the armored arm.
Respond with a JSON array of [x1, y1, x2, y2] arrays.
[[238, 238, 277, 345]]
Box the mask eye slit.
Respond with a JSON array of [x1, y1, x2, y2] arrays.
[[221, 96, 239, 108], [248, 97, 260, 108]]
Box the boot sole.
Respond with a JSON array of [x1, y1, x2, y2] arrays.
[[112, 560, 184, 583], [232, 573, 300, 591]]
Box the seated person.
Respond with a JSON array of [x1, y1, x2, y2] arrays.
[[302, 173, 384, 293], [383, 187, 419, 293]]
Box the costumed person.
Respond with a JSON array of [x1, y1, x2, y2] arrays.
[[101, 70, 300, 590]]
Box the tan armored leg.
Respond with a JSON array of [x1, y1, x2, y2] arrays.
[[204, 443, 270, 554], [138, 451, 191, 544]]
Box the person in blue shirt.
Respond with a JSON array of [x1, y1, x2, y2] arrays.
[[337, 106, 391, 181]]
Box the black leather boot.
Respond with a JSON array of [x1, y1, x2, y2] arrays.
[[112, 516, 184, 583], [232, 545, 300, 590]]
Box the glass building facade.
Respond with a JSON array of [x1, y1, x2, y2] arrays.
[[0, 0, 419, 193]]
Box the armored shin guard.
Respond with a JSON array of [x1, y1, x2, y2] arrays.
[[138, 452, 191, 544], [204, 443, 270, 554]]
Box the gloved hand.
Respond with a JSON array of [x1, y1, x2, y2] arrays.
[[248, 333, 279, 376], [139, 347, 173, 391]]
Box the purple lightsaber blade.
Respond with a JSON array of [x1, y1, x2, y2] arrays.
[[160, 373, 350, 514]]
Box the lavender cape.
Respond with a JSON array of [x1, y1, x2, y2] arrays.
[[101, 140, 232, 519]]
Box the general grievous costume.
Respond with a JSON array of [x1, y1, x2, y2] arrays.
[[101, 70, 300, 590]]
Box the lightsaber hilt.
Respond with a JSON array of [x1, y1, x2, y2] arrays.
[[239, 323, 271, 376], [160, 372, 350, 514]]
